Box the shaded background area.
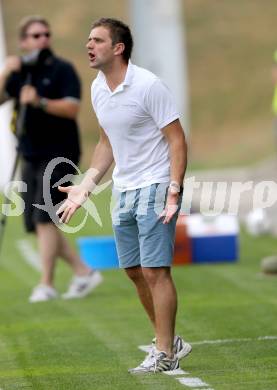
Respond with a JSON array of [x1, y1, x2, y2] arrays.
[[185, 0, 277, 168], [2, 0, 128, 169], [2, 0, 277, 169]]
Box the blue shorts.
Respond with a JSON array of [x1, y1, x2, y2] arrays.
[[111, 183, 182, 269]]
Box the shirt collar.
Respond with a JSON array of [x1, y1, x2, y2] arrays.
[[122, 60, 134, 87], [95, 60, 134, 92]]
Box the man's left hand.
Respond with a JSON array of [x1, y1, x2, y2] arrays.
[[159, 192, 179, 224]]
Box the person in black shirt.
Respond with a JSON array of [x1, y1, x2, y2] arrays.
[[0, 15, 102, 302]]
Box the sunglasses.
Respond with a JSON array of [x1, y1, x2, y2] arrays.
[[26, 32, 51, 39]]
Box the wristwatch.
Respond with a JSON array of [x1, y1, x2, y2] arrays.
[[168, 181, 181, 195], [38, 97, 48, 111]]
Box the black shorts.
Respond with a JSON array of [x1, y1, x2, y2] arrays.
[[21, 158, 78, 232]]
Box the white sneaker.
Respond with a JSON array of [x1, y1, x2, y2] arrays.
[[173, 335, 192, 359], [152, 335, 192, 360], [139, 345, 155, 369], [129, 348, 179, 374], [62, 271, 103, 299], [29, 284, 58, 303]]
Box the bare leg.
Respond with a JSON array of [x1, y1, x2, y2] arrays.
[[142, 267, 177, 358], [57, 229, 92, 276], [36, 223, 92, 287], [36, 222, 60, 286], [125, 265, 155, 327]]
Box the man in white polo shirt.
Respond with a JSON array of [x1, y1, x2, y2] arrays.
[[57, 18, 190, 373]]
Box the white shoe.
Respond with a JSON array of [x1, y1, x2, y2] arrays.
[[151, 335, 192, 360], [139, 345, 155, 369], [62, 271, 103, 299], [29, 284, 58, 303], [173, 335, 192, 359], [129, 348, 179, 374]]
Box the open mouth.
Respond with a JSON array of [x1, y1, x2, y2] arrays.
[[88, 52, 96, 61]]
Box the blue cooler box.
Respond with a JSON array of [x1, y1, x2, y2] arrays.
[[186, 214, 239, 264], [77, 236, 119, 269]]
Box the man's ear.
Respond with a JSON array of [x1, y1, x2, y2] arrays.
[[114, 42, 125, 57]]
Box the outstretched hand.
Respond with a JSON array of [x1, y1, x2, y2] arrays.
[[56, 185, 89, 224]]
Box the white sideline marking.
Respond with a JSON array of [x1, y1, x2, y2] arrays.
[[138, 335, 277, 354], [164, 368, 189, 376], [177, 377, 209, 388], [191, 335, 277, 346], [16, 239, 41, 271], [258, 336, 277, 341]]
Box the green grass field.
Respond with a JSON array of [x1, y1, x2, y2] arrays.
[[0, 189, 277, 389]]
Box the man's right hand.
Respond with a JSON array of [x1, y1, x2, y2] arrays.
[[56, 185, 89, 223], [4, 56, 21, 76]]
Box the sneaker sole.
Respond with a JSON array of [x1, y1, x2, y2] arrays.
[[129, 363, 180, 374]]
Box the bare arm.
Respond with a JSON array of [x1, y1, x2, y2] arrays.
[[87, 126, 114, 184], [162, 119, 187, 186], [20, 86, 80, 120], [40, 98, 80, 119], [160, 119, 187, 224], [77, 126, 114, 190], [57, 126, 114, 223]]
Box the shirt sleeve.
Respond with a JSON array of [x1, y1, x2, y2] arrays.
[[144, 79, 180, 130], [56, 62, 81, 100]]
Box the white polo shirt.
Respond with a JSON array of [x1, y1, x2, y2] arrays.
[[91, 61, 180, 191]]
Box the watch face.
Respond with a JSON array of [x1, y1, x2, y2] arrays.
[[169, 186, 179, 195]]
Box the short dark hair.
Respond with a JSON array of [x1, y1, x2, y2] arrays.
[[18, 15, 50, 39], [91, 18, 133, 63]]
